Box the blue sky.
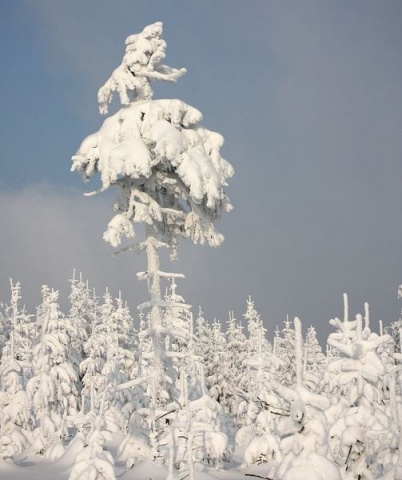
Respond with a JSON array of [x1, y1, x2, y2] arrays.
[[0, 1, 401, 342]]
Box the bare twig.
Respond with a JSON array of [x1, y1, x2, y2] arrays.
[[245, 474, 274, 480]]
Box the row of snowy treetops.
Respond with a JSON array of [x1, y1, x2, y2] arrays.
[[1, 21, 402, 480]]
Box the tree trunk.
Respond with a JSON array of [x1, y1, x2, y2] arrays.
[[145, 225, 166, 406]]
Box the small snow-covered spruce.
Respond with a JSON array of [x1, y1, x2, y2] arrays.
[[0, 282, 36, 458], [204, 319, 229, 407], [168, 290, 205, 403], [137, 310, 152, 377], [276, 317, 297, 387], [384, 284, 402, 356], [72, 22, 234, 408], [0, 339, 33, 457], [193, 308, 211, 361], [79, 289, 139, 454], [158, 279, 194, 405], [325, 303, 396, 479], [163, 279, 192, 354], [304, 325, 326, 392], [389, 291, 402, 480], [27, 286, 78, 457], [166, 371, 229, 476], [238, 327, 283, 468], [0, 306, 8, 362], [2, 280, 36, 367], [69, 399, 116, 480], [242, 298, 273, 404], [80, 289, 134, 419], [225, 311, 248, 420], [273, 318, 341, 480], [68, 272, 97, 377], [115, 291, 137, 353], [0, 310, 6, 361], [244, 296, 269, 355]]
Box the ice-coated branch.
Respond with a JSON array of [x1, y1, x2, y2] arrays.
[[115, 374, 153, 392], [136, 271, 185, 281]]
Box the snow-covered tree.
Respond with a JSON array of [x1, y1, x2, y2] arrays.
[[114, 292, 137, 353], [304, 325, 326, 392], [273, 318, 340, 480], [384, 284, 402, 356], [71, 21, 234, 406], [167, 378, 229, 476], [68, 272, 97, 376], [80, 290, 133, 417], [1, 280, 36, 366], [0, 308, 7, 360], [304, 326, 325, 372], [69, 412, 116, 480], [325, 303, 396, 479], [244, 297, 268, 355], [0, 352, 33, 456], [27, 286, 78, 456], [0, 281, 36, 440], [0, 283, 34, 457], [163, 279, 192, 354], [276, 317, 297, 386], [238, 335, 283, 468], [193, 308, 210, 360], [204, 319, 228, 406], [225, 312, 248, 418]]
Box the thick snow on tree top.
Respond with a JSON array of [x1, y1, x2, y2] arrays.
[[73, 99, 232, 195], [97, 22, 186, 114], [72, 99, 234, 247]]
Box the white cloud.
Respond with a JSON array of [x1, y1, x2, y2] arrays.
[[0, 185, 145, 313]]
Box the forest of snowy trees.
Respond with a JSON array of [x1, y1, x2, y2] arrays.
[[1, 277, 402, 479], [1, 21, 401, 480]]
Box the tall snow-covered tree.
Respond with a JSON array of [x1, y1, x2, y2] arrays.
[[72, 22, 234, 406]]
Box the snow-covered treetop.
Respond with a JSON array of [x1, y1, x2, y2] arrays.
[[72, 99, 233, 248], [98, 22, 186, 114], [72, 23, 234, 250]]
